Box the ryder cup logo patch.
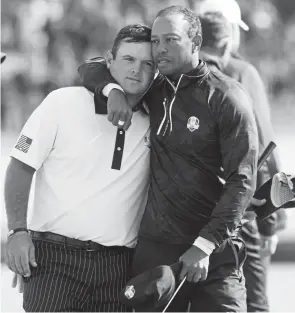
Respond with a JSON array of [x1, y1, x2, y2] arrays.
[[187, 116, 200, 132], [124, 285, 136, 299]]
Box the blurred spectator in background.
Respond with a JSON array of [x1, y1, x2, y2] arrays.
[[198, 0, 288, 311]]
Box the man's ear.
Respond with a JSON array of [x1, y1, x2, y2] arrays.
[[192, 34, 202, 53], [106, 51, 114, 69]]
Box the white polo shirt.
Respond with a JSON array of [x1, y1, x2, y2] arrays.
[[10, 87, 151, 247]]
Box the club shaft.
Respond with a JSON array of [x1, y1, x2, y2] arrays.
[[258, 141, 276, 170]]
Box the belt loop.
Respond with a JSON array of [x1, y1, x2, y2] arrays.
[[86, 240, 95, 252], [64, 236, 68, 251]]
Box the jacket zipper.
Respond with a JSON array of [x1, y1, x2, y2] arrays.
[[157, 75, 183, 136], [157, 98, 168, 135]]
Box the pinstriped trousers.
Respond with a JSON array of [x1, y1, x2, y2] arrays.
[[23, 239, 134, 312]]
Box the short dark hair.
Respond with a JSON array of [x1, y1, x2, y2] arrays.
[[200, 12, 231, 49], [156, 6, 202, 39], [111, 24, 152, 58]]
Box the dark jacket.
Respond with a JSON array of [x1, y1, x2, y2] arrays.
[[78, 59, 259, 247], [204, 53, 287, 236]]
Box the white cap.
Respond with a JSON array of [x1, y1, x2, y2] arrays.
[[198, 0, 249, 31]]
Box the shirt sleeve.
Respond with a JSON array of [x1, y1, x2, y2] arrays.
[[199, 84, 259, 246], [193, 236, 215, 255], [10, 91, 59, 170]]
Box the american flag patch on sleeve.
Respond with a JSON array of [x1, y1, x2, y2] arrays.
[[15, 135, 33, 153]]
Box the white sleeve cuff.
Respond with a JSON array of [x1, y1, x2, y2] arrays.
[[102, 83, 124, 97], [193, 236, 215, 255]]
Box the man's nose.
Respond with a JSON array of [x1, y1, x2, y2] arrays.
[[131, 62, 141, 75], [157, 41, 168, 55]]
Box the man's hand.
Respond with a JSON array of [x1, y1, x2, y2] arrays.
[[6, 231, 37, 277], [179, 246, 209, 283], [12, 273, 24, 293], [260, 234, 279, 258], [107, 89, 133, 131]]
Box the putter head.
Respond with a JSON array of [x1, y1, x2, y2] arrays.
[[253, 172, 295, 220]]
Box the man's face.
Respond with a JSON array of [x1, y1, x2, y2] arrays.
[[151, 14, 194, 78], [108, 41, 155, 97]]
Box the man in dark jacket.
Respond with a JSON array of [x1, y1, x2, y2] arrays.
[[79, 6, 258, 312], [198, 7, 287, 311]]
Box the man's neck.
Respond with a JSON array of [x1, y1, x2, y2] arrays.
[[126, 94, 142, 110], [168, 56, 200, 81]]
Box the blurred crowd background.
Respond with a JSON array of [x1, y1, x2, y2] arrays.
[[1, 0, 295, 134], [1, 0, 295, 311]]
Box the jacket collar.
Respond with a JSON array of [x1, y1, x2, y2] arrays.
[[164, 60, 211, 91]]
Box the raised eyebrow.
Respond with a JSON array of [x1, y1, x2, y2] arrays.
[[122, 55, 135, 59]]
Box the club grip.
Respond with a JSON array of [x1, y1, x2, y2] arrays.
[[257, 141, 276, 170]]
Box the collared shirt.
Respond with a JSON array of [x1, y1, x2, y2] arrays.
[[10, 87, 151, 247]]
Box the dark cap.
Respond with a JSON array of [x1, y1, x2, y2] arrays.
[[119, 263, 182, 311], [252, 178, 277, 220], [253, 173, 295, 220], [200, 12, 232, 48]]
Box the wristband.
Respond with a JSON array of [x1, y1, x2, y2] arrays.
[[7, 227, 28, 238], [102, 83, 124, 97]]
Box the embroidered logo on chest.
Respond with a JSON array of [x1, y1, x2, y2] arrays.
[[187, 116, 200, 132], [124, 285, 136, 299]]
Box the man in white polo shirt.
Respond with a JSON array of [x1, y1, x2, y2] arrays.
[[4, 24, 155, 312]]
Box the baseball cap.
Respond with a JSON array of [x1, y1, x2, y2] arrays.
[[199, 0, 249, 31], [119, 262, 182, 311], [200, 12, 232, 46]]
